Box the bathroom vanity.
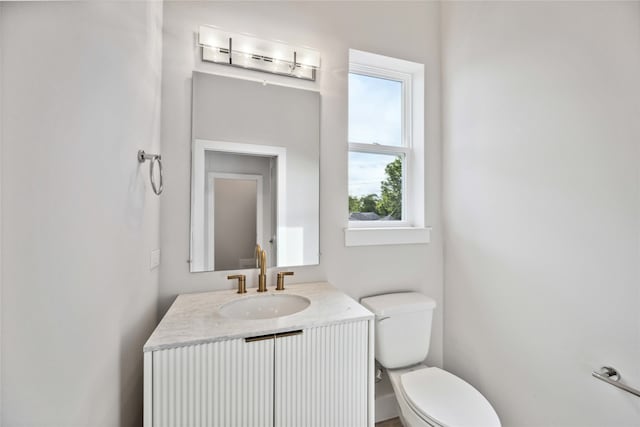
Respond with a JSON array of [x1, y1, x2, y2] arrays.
[[143, 282, 374, 427]]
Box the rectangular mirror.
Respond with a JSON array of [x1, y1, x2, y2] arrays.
[[190, 72, 320, 272]]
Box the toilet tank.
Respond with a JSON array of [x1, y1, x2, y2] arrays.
[[360, 292, 436, 369]]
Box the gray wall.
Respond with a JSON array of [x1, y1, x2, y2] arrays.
[[160, 1, 444, 367], [214, 179, 258, 271], [206, 152, 272, 269], [442, 2, 640, 425], [1, 2, 162, 425]]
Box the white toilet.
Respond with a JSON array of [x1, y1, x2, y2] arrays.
[[361, 292, 501, 427]]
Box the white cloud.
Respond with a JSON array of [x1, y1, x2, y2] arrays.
[[349, 152, 398, 197]]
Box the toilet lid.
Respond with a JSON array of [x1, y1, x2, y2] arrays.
[[400, 367, 500, 427]]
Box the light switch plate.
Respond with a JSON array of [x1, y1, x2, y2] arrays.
[[150, 249, 161, 270]]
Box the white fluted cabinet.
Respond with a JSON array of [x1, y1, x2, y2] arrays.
[[274, 321, 369, 427], [146, 336, 275, 427], [145, 320, 370, 427], [143, 283, 375, 427]]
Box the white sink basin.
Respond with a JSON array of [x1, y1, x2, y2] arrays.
[[219, 294, 311, 320]]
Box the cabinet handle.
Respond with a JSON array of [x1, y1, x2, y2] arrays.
[[245, 334, 276, 343], [275, 330, 303, 339], [244, 330, 303, 343]]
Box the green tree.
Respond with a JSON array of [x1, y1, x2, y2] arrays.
[[349, 157, 402, 218], [377, 157, 402, 219], [360, 194, 380, 213], [348, 195, 361, 213]]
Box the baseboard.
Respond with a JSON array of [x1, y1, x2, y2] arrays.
[[376, 394, 400, 422], [375, 373, 399, 422]]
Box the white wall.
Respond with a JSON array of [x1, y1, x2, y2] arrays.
[[1, 2, 162, 426], [442, 2, 640, 425], [160, 1, 444, 366]]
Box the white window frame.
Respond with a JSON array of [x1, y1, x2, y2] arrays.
[[345, 49, 430, 246], [348, 65, 412, 228]]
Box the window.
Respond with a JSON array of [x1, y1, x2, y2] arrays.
[[346, 49, 429, 246]]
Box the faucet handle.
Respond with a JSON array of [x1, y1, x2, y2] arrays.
[[276, 271, 294, 291], [227, 274, 247, 294]]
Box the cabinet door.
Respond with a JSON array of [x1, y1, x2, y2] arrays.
[[151, 337, 274, 427], [274, 321, 369, 427]]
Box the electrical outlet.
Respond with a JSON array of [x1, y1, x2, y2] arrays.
[[150, 249, 161, 270]]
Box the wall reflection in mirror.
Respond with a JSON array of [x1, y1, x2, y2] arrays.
[[190, 72, 319, 272]]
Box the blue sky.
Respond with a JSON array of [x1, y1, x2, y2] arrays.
[[348, 73, 402, 197]]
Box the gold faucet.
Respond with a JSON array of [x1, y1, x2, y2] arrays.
[[227, 274, 246, 294], [256, 244, 267, 292], [276, 271, 294, 291]]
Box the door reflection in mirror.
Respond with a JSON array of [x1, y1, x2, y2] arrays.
[[206, 151, 275, 271], [192, 144, 282, 272], [211, 174, 261, 271]]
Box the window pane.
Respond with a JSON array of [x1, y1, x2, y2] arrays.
[[348, 73, 403, 147], [349, 152, 403, 221]]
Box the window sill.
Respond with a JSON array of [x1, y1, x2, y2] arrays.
[[344, 227, 431, 247]]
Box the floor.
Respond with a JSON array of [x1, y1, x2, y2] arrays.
[[375, 417, 403, 427]]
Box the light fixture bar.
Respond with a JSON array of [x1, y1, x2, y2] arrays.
[[198, 25, 320, 81]]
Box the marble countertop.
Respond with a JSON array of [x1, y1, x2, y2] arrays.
[[144, 282, 373, 352]]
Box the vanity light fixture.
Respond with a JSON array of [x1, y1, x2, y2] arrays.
[[198, 25, 320, 81]]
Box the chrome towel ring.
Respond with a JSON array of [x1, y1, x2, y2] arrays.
[[138, 150, 163, 195], [592, 366, 640, 398]]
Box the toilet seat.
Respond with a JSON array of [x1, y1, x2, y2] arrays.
[[398, 367, 500, 427]]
